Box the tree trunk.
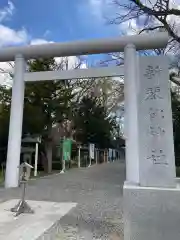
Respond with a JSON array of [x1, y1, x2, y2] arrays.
[[44, 123, 53, 174], [45, 141, 53, 174], [41, 151, 48, 173]]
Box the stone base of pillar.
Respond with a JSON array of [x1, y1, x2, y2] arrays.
[[123, 182, 180, 240]]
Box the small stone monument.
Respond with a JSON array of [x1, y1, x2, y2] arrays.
[[11, 162, 34, 216]]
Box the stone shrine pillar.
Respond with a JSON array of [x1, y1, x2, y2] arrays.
[[138, 56, 176, 187], [124, 55, 180, 240]]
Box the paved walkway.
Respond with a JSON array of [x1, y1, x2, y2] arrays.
[[0, 161, 125, 239]]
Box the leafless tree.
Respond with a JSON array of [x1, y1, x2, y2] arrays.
[[110, 0, 180, 54], [110, 0, 180, 43], [101, 0, 180, 85]]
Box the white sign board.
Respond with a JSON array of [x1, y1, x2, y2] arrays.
[[138, 56, 176, 187], [89, 143, 95, 159]]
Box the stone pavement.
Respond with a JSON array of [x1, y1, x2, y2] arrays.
[[0, 161, 125, 239]]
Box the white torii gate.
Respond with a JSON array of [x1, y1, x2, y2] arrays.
[[2, 32, 168, 189]]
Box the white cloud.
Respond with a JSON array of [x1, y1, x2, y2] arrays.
[[0, 38, 54, 85], [0, 55, 85, 86], [120, 19, 138, 35], [55, 56, 85, 70], [167, 0, 180, 34], [88, 0, 113, 20], [0, 23, 30, 85], [170, 0, 180, 9], [0, 2, 58, 85], [30, 38, 54, 45], [0, 50, 85, 86], [81, 63, 87, 69], [0, 0, 85, 86], [0, 62, 13, 86], [0, 25, 29, 46], [0, 1, 15, 22], [0, 2, 29, 47], [0, 32, 54, 85]]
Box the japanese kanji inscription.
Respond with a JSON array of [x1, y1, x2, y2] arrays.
[[138, 56, 175, 187], [144, 65, 162, 80]]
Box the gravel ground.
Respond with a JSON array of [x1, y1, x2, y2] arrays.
[[0, 161, 125, 239]]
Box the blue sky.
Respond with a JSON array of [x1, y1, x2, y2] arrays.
[[0, 0, 129, 83], [0, 0, 125, 65], [0, 0, 120, 45]]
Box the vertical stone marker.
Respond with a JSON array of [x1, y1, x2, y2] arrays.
[[138, 56, 176, 188]]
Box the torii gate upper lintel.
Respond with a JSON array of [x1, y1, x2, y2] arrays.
[[0, 32, 168, 62]]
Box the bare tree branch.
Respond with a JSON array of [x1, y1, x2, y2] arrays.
[[110, 0, 180, 44], [138, 25, 164, 33]]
